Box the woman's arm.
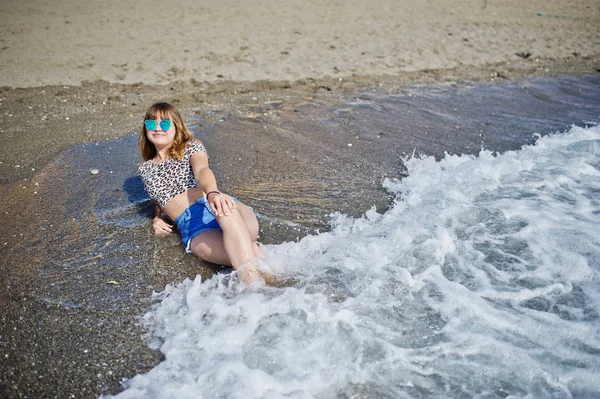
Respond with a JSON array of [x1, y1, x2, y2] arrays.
[[152, 200, 173, 236], [190, 151, 236, 217]]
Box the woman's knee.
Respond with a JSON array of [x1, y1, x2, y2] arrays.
[[192, 241, 212, 260], [189, 230, 229, 265], [216, 204, 257, 235], [215, 211, 247, 234]]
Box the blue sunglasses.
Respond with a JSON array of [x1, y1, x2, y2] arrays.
[[145, 119, 172, 131]]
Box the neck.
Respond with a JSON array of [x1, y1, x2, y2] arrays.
[[154, 146, 171, 161]]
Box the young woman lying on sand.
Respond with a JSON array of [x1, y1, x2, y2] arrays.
[[138, 102, 267, 284]]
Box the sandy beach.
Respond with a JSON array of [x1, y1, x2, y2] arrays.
[[1, 0, 599, 398], [1, 0, 599, 88]]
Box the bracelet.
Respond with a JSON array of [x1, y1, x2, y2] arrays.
[[206, 190, 221, 199]]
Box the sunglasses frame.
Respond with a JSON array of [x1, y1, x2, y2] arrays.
[[145, 119, 172, 131]]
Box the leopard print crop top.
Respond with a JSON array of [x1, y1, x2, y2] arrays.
[[139, 140, 207, 208]]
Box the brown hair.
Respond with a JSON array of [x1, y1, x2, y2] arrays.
[[138, 102, 199, 161]]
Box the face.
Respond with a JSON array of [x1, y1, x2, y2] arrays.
[[145, 114, 176, 149]]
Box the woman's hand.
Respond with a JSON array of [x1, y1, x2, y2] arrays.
[[208, 192, 236, 217], [152, 217, 173, 236]]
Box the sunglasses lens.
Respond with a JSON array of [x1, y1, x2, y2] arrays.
[[145, 120, 157, 130], [159, 120, 172, 130]]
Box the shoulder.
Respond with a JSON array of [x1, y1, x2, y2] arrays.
[[185, 139, 207, 154], [138, 160, 155, 176], [138, 160, 151, 172]]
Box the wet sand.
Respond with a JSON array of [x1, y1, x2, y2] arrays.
[[1, 56, 599, 186], [1, 73, 599, 398], [1, 0, 600, 397]]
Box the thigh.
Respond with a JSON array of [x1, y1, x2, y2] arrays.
[[189, 229, 231, 266]]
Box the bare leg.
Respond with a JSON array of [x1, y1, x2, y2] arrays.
[[189, 229, 230, 266], [237, 204, 263, 258], [189, 203, 263, 283], [237, 203, 259, 241]]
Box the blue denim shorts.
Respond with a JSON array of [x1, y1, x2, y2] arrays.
[[175, 196, 222, 253], [175, 196, 242, 253]]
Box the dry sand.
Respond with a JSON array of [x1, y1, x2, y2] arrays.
[[1, 0, 599, 88]]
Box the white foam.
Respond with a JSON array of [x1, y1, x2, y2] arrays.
[[109, 125, 600, 398]]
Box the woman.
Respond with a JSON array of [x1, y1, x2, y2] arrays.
[[138, 102, 264, 283]]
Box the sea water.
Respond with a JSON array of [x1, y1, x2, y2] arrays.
[[111, 124, 600, 398]]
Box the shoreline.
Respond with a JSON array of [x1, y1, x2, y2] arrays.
[[1, 54, 598, 185]]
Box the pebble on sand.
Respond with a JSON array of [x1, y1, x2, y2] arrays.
[[90, 169, 99, 175]]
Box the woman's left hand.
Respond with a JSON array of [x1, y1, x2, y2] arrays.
[[208, 192, 236, 217]]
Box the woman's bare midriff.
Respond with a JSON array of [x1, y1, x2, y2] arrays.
[[163, 187, 206, 221]]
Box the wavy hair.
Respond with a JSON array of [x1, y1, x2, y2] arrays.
[[138, 102, 198, 161]]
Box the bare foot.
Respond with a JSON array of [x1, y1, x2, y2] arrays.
[[237, 262, 264, 285], [260, 271, 298, 287]]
